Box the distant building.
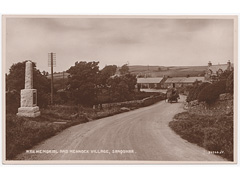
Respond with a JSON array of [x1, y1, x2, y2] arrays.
[[137, 77, 166, 89], [205, 60, 233, 81], [164, 77, 205, 88]]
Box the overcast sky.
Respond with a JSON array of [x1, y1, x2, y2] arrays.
[[6, 17, 234, 73]]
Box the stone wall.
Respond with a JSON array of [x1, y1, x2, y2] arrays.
[[101, 95, 166, 109], [187, 93, 233, 116]]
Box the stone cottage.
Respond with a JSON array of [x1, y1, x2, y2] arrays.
[[164, 76, 205, 88], [137, 77, 166, 89], [205, 60, 233, 81]]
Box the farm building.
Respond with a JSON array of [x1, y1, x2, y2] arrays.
[[164, 76, 205, 88], [205, 60, 233, 81], [137, 77, 166, 89]]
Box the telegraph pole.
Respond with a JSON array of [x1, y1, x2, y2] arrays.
[[48, 52, 56, 104]]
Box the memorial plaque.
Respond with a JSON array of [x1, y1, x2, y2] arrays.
[[33, 92, 37, 105]]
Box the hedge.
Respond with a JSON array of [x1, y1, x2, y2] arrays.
[[198, 80, 227, 104]]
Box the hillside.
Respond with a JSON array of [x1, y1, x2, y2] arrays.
[[47, 65, 207, 81], [129, 65, 207, 77], [47, 72, 70, 81]]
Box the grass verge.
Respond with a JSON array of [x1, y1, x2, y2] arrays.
[[169, 112, 233, 161], [6, 94, 165, 160], [6, 105, 122, 160], [6, 111, 88, 160]]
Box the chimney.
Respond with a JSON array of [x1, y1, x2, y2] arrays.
[[208, 61, 212, 67], [227, 60, 231, 67]]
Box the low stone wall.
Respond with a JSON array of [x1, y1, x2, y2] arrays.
[[101, 95, 166, 109], [187, 93, 233, 116]]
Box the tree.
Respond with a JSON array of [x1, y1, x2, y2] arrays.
[[106, 73, 137, 102], [107, 76, 129, 102], [6, 62, 26, 92], [226, 71, 233, 94], [101, 65, 117, 76], [220, 70, 232, 80], [119, 64, 129, 75], [6, 61, 51, 111], [98, 65, 117, 86], [122, 73, 137, 92], [66, 61, 100, 106]]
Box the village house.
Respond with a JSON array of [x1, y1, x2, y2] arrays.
[[205, 60, 233, 81], [164, 76, 205, 88], [137, 77, 166, 89]]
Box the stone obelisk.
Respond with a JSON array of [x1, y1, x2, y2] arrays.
[[17, 61, 41, 117]]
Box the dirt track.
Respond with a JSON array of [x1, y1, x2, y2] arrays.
[[16, 96, 225, 161]]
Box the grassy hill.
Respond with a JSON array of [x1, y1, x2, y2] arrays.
[[47, 65, 207, 82], [47, 72, 70, 81], [129, 65, 207, 77]]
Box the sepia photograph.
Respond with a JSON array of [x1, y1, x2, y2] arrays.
[[2, 15, 238, 164]]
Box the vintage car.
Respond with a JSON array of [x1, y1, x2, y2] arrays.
[[166, 88, 180, 103]]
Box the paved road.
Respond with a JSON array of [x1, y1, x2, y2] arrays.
[[16, 96, 225, 161]]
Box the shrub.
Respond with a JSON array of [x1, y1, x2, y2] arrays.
[[226, 71, 233, 94], [6, 90, 20, 114], [186, 82, 210, 102], [38, 92, 51, 108], [198, 80, 227, 104]]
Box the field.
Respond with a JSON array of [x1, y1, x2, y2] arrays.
[[47, 65, 207, 81], [129, 65, 207, 77], [47, 72, 70, 81]]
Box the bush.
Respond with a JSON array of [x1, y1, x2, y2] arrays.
[[226, 71, 233, 94], [186, 82, 210, 102], [6, 90, 20, 114], [38, 92, 51, 108], [198, 80, 227, 104]]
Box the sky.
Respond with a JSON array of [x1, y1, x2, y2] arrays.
[[5, 17, 234, 73]]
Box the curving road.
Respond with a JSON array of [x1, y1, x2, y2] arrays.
[[16, 96, 225, 161]]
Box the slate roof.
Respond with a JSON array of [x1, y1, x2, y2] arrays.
[[165, 77, 205, 84], [182, 77, 205, 83], [137, 77, 164, 84], [208, 64, 229, 73]]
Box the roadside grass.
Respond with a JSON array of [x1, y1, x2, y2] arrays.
[[169, 112, 233, 161], [6, 94, 165, 160], [5, 105, 143, 160], [6, 110, 88, 160], [6, 105, 122, 160]]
